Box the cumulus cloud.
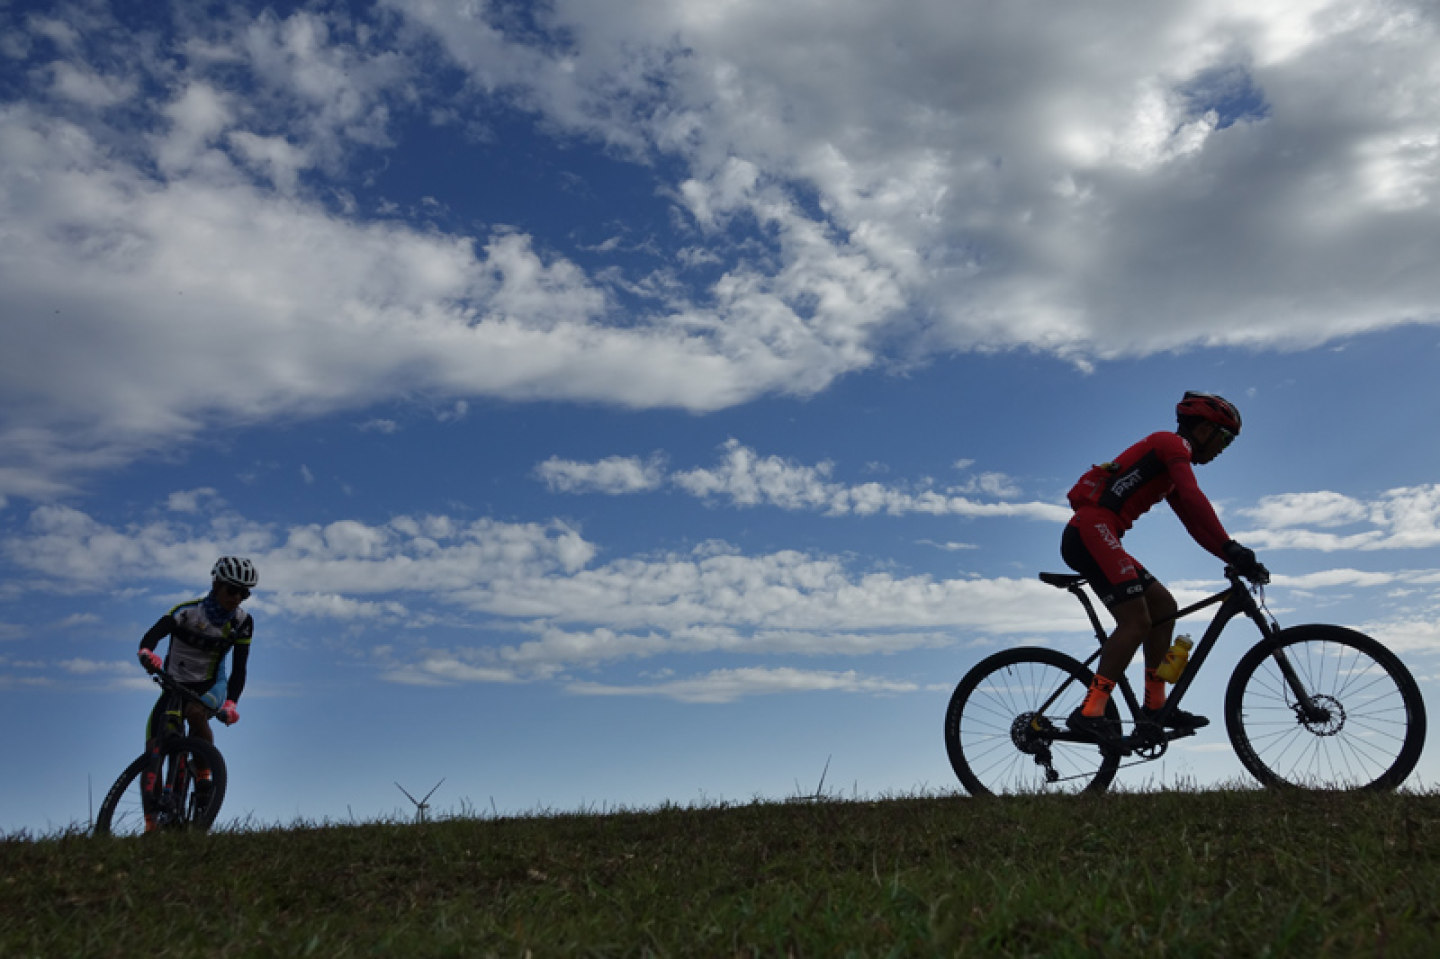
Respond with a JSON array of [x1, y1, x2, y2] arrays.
[[3, 2, 1440, 501], [544, 440, 1070, 521], [536, 454, 668, 494], [0, 499, 1084, 684], [1365, 617, 1440, 656], [398, 0, 1440, 357], [567, 667, 923, 705], [1240, 485, 1440, 550], [166, 488, 223, 514], [5, 489, 1438, 694]]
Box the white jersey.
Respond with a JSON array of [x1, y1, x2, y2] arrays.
[[144, 598, 253, 685]]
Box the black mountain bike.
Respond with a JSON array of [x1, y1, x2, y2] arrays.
[[945, 567, 1426, 796], [94, 670, 229, 836]]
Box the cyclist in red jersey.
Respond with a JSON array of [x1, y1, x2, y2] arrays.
[[1061, 391, 1268, 742]]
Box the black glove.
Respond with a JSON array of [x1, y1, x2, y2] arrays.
[[1223, 540, 1269, 584]]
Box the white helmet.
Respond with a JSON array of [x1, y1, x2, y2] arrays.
[[211, 556, 259, 589]]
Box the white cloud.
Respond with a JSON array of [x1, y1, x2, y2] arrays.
[[919, 540, 979, 552], [672, 440, 842, 511], [551, 439, 1069, 521], [1241, 485, 1440, 550], [1240, 491, 1370, 528], [4, 2, 1440, 501], [5, 493, 1438, 691], [59, 657, 130, 675], [47, 61, 135, 107], [0, 501, 1083, 668], [382, 654, 524, 687], [1364, 617, 1440, 655], [1273, 568, 1397, 590], [567, 666, 921, 704], [536, 454, 668, 494], [167, 488, 222, 514], [276, 592, 410, 622]]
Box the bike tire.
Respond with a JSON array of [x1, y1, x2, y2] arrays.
[[1225, 624, 1426, 791], [94, 737, 227, 836], [945, 647, 1121, 796]]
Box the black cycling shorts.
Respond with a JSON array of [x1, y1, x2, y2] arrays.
[[1061, 514, 1156, 608]]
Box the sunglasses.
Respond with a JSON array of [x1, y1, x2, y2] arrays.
[[1215, 427, 1235, 450], [220, 583, 251, 600]]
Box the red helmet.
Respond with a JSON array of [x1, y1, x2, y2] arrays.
[[1176, 391, 1241, 434]]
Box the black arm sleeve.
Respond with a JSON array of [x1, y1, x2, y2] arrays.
[[140, 615, 174, 653], [226, 642, 250, 703]]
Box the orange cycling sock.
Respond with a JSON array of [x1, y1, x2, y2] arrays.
[[1081, 675, 1117, 717], [1144, 669, 1166, 711]]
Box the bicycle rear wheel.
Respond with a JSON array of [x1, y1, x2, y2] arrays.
[[945, 647, 1120, 796], [94, 736, 227, 836], [1225, 625, 1426, 791]]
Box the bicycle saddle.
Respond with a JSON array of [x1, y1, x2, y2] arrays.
[[1039, 572, 1086, 589]]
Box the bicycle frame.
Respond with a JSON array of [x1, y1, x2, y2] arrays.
[[1040, 568, 1329, 750], [142, 672, 220, 822]]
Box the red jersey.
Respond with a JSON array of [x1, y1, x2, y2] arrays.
[[1067, 431, 1231, 558]]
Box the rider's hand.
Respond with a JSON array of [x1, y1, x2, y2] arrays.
[[138, 648, 163, 673], [1223, 540, 1269, 584], [217, 700, 240, 725]]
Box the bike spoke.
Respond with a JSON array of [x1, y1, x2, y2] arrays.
[[1228, 630, 1423, 791], [947, 649, 1120, 796]]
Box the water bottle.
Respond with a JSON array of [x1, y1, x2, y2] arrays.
[[1156, 634, 1193, 683]]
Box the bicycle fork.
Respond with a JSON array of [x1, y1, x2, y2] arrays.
[[1264, 646, 1334, 726]]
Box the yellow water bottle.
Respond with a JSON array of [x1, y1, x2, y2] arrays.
[[1156, 634, 1193, 683]]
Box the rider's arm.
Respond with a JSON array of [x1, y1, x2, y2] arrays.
[[139, 614, 175, 653], [1165, 459, 1231, 558], [200, 658, 229, 710], [225, 635, 251, 704]]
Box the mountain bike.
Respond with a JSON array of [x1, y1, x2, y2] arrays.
[[94, 670, 229, 836], [944, 567, 1426, 796]]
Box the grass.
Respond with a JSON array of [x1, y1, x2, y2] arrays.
[[3, 787, 1439, 957]]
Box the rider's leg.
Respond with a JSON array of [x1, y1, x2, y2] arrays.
[[1096, 592, 1155, 681], [183, 703, 215, 786], [1138, 582, 1177, 709], [1136, 583, 1209, 727], [1076, 594, 1152, 718], [143, 693, 173, 832], [184, 702, 214, 744], [1082, 581, 1174, 714], [1062, 516, 1154, 728]]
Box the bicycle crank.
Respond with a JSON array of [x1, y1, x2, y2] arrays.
[[1132, 721, 1169, 760]]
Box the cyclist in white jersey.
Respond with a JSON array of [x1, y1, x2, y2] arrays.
[[137, 556, 257, 751]]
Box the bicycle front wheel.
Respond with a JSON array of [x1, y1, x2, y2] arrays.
[[1225, 625, 1426, 791], [945, 647, 1120, 796], [94, 736, 227, 836]]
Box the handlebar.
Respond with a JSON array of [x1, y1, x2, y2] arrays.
[[146, 668, 222, 720], [1223, 564, 1270, 588]]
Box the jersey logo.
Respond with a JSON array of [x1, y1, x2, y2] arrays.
[[1111, 468, 1145, 497], [1093, 523, 1122, 550]]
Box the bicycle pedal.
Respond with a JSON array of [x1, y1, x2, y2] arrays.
[[1066, 708, 1122, 746]]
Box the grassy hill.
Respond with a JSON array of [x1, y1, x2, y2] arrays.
[[3, 788, 1438, 956]]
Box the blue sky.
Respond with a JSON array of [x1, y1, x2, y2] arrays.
[[3, 0, 1440, 834]]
